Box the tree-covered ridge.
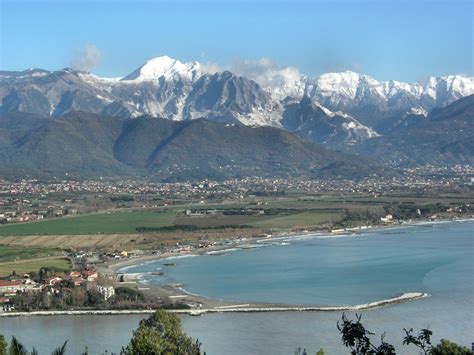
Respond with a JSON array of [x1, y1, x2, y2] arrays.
[[0, 112, 388, 181]]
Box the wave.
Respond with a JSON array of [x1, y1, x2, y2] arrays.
[[160, 254, 199, 262], [117, 258, 163, 273], [206, 248, 241, 255]]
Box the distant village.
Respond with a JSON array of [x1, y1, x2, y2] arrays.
[[0, 164, 472, 226], [0, 267, 113, 313]]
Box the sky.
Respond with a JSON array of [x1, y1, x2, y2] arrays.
[[0, 0, 472, 82]]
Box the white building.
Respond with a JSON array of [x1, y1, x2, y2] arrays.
[[96, 285, 115, 300]]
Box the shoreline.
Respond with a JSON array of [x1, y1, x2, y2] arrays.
[[109, 217, 473, 273], [3, 218, 470, 318], [0, 292, 429, 318], [102, 218, 469, 315]]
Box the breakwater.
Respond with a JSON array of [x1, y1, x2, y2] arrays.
[[0, 292, 428, 318]]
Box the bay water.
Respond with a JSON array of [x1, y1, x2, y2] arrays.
[[0, 221, 472, 354]]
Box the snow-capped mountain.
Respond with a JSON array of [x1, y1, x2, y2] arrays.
[[1, 56, 473, 146], [301, 71, 473, 131], [121, 56, 203, 82], [282, 96, 378, 147]]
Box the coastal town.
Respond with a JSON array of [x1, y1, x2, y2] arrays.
[[0, 165, 472, 316]]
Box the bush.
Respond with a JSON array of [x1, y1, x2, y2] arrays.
[[121, 310, 202, 355], [431, 339, 471, 355]]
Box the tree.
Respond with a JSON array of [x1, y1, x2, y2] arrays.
[[51, 341, 68, 355], [431, 339, 471, 355], [337, 313, 395, 354], [121, 310, 203, 355], [0, 335, 7, 355], [8, 337, 28, 355], [7, 337, 66, 355], [339, 314, 471, 355], [403, 328, 433, 354], [294, 348, 307, 355]]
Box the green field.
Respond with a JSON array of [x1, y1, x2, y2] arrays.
[[0, 245, 60, 262], [175, 211, 342, 229], [0, 257, 71, 277], [0, 210, 177, 236], [249, 211, 341, 228]]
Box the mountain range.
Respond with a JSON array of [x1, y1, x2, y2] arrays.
[[0, 56, 473, 180], [0, 111, 388, 181]]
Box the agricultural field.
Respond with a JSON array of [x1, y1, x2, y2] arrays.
[[174, 215, 261, 228], [0, 245, 61, 262], [249, 211, 342, 229], [0, 257, 71, 277], [0, 210, 177, 236], [175, 211, 342, 229], [0, 193, 471, 251]]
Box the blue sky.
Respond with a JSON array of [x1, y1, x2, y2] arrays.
[[1, 0, 472, 82]]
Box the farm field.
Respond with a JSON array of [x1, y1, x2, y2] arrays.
[[0, 257, 71, 277], [0, 245, 60, 262], [176, 211, 342, 229], [0, 193, 471, 251], [0, 210, 177, 236], [174, 215, 261, 228], [249, 211, 342, 229]]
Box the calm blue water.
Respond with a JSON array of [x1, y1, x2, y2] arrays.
[[0, 221, 472, 354], [126, 221, 473, 306]]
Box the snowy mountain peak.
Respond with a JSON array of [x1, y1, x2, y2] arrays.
[[311, 71, 378, 100], [121, 56, 201, 82], [423, 75, 474, 100]]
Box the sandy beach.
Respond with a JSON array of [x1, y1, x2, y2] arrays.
[[95, 219, 462, 315]]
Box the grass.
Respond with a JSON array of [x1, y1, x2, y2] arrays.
[[0, 257, 71, 277], [174, 215, 263, 228], [0, 210, 177, 236], [249, 211, 342, 229], [0, 245, 60, 262]]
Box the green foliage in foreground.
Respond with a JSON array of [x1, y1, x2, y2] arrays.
[[338, 313, 471, 355], [5, 336, 67, 355], [431, 339, 472, 355], [1, 311, 471, 354], [0, 335, 6, 355], [120, 310, 203, 355]]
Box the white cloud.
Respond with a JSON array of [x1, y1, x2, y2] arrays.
[[200, 58, 305, 98], [70, 44, 102, 72], [200, 61, 222, 74]]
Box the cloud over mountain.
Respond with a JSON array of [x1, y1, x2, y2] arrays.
[[70, 44, 102, 72]]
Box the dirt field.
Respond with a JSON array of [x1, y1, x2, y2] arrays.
[[0, 228, 271, 251]]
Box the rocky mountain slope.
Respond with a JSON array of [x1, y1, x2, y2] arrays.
[[355, 95, 474, 166], [2, 56, 472, 148]]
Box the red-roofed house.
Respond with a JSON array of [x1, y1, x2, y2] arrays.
[[0, 280, 24, 295], [82, 271, 98, 282]]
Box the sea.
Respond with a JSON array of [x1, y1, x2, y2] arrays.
[[0, 220, 472, 354]]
